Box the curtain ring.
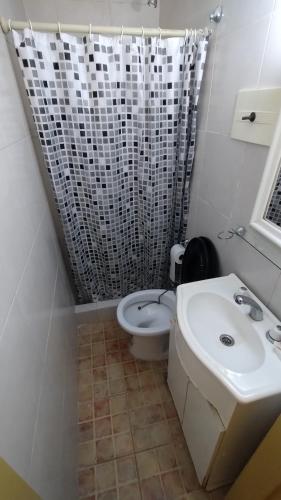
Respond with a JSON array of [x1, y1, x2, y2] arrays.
[[141, 26, 144, 39], [184, 28, 188, 43], [89, 23, 93, 41], [57, 21, 62, 39], [8, 18, 12, 31], [158, 26, 162, 41], [120, 25, 124, 43], [28, 19, 34, 39]]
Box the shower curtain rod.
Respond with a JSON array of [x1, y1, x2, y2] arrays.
[[0, 16, 212, 37]]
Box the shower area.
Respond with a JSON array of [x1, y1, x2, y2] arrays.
[[4, 4, 211, 306]]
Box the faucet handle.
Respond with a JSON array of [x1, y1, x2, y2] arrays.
[[233, 286, 249, 301]]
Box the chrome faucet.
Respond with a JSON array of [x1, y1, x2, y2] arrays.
[[234, 294, 263, 321]]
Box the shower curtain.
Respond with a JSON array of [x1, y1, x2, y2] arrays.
[[13, 29, 208, 303]]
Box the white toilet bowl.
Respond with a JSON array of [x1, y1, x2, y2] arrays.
[[117, 289, 176, 361]]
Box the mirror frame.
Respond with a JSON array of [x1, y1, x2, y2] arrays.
[[250, 108, 281, 265]]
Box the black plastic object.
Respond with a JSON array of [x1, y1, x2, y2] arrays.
[[181, 237, 219, 284]]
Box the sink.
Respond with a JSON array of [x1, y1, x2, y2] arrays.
[[176, 273, 281, 404], [187, 292, 265, 373]]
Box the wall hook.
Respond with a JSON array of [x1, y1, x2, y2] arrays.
[[209, 5, 223, 23], [242, 112, 256, 123]]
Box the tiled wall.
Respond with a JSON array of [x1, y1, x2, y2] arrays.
[[160, 0, 281, 319], [0, 0, 78, 498], [22, 0, 159, 28]]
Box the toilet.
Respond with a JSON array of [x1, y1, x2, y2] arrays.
[[117, 237, 219, 361]]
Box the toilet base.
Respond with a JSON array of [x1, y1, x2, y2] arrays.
[[129, 332, 169, 361]]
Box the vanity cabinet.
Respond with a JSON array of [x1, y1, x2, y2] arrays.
[[182, 383, 225, 484], [168, 319, 281, 490], [167, 320, 189, 422]]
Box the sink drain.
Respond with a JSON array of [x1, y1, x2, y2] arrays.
[[219, 334, 235, 347]]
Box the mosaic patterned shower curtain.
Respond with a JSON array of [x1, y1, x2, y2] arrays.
[[13, 29, 208, 303]]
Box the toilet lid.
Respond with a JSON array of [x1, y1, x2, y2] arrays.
[[181, 237, 219, 284]]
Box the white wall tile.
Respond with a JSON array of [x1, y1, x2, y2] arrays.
[[207, 16, 271, 135], [258, 8, 281, 87], [0, 1, 78, 497], [220, 236, 280, 305], [268, 273, 281, 320], [197, 132, 246, 218]]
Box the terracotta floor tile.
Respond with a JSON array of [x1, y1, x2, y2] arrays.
[[123, 361, 137, 376], [93, 342, 106, 356], [92, 331, 105, 343], [119, 338, 130, 350], [93, 355, 106, 368], [79, 421, 94, 443], [96, 436, 115, 463], [138, 370, 155, 389], [125, 375, 139, 392], [79, 370, 93, 386], [95, 461, 116, 491], [136, 450, 159, 479], [104, 329, 117, 340], [161, 470, 185, 499], [79, 358, 92, 371], [79, 344, 92, 359], [94, 399, 110, 419], [140, 476, 165, 500], [109, 378, 126, 396], [114, 432, 133, 458], [185, 491, 210, 500], [79, 402, 93, 423], [79, 384, 93, 403], [110, 395, 127, 415], [132, 427, 154, 452], [77, 319, 204, 500], [79, 331, 92, 345], [108, 364, 124, 380], [116, 455, 137, 484], [135, 360, 151, 372], [93, 381, 109, 401], [121, 349, 135, 362], [79, 441, 96, 468], [118, 482, 141, 500], [106, 352, 122, 365], [163, 399, 178, 419], [79, 467, 95, 496], [93, 367, 108, 383], [105, 340, 120, 353], [130, 404, 164, 429], [151, 421, 171, 447], [156, 444, 177, 472], [95, 416, 112, 439], [126, 390, 144, 409], [180, 463, 200, 492], [98, 489, 118, 500], [112, 412, 130, 434]]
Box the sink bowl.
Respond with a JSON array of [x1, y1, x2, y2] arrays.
[[187, 292, 265, 373], [176, 274, 281, 404]]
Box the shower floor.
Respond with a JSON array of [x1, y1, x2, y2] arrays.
[[77, 319, 228, 500]]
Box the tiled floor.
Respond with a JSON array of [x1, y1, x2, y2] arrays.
[[77, 320, 228, 500]]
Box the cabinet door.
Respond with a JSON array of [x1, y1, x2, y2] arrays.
[[167, 320, 189, 422], [182, 382, 225, 485]]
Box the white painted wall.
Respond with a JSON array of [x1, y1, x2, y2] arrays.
[[160, 0, 281, 319], [0, 0, 78, 498], [22, 0, 159, 28]]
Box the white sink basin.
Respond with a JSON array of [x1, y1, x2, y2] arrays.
[[177, 274, 281, 404]]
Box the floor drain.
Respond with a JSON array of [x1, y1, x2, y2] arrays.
[[219, 334, 235, 347]]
